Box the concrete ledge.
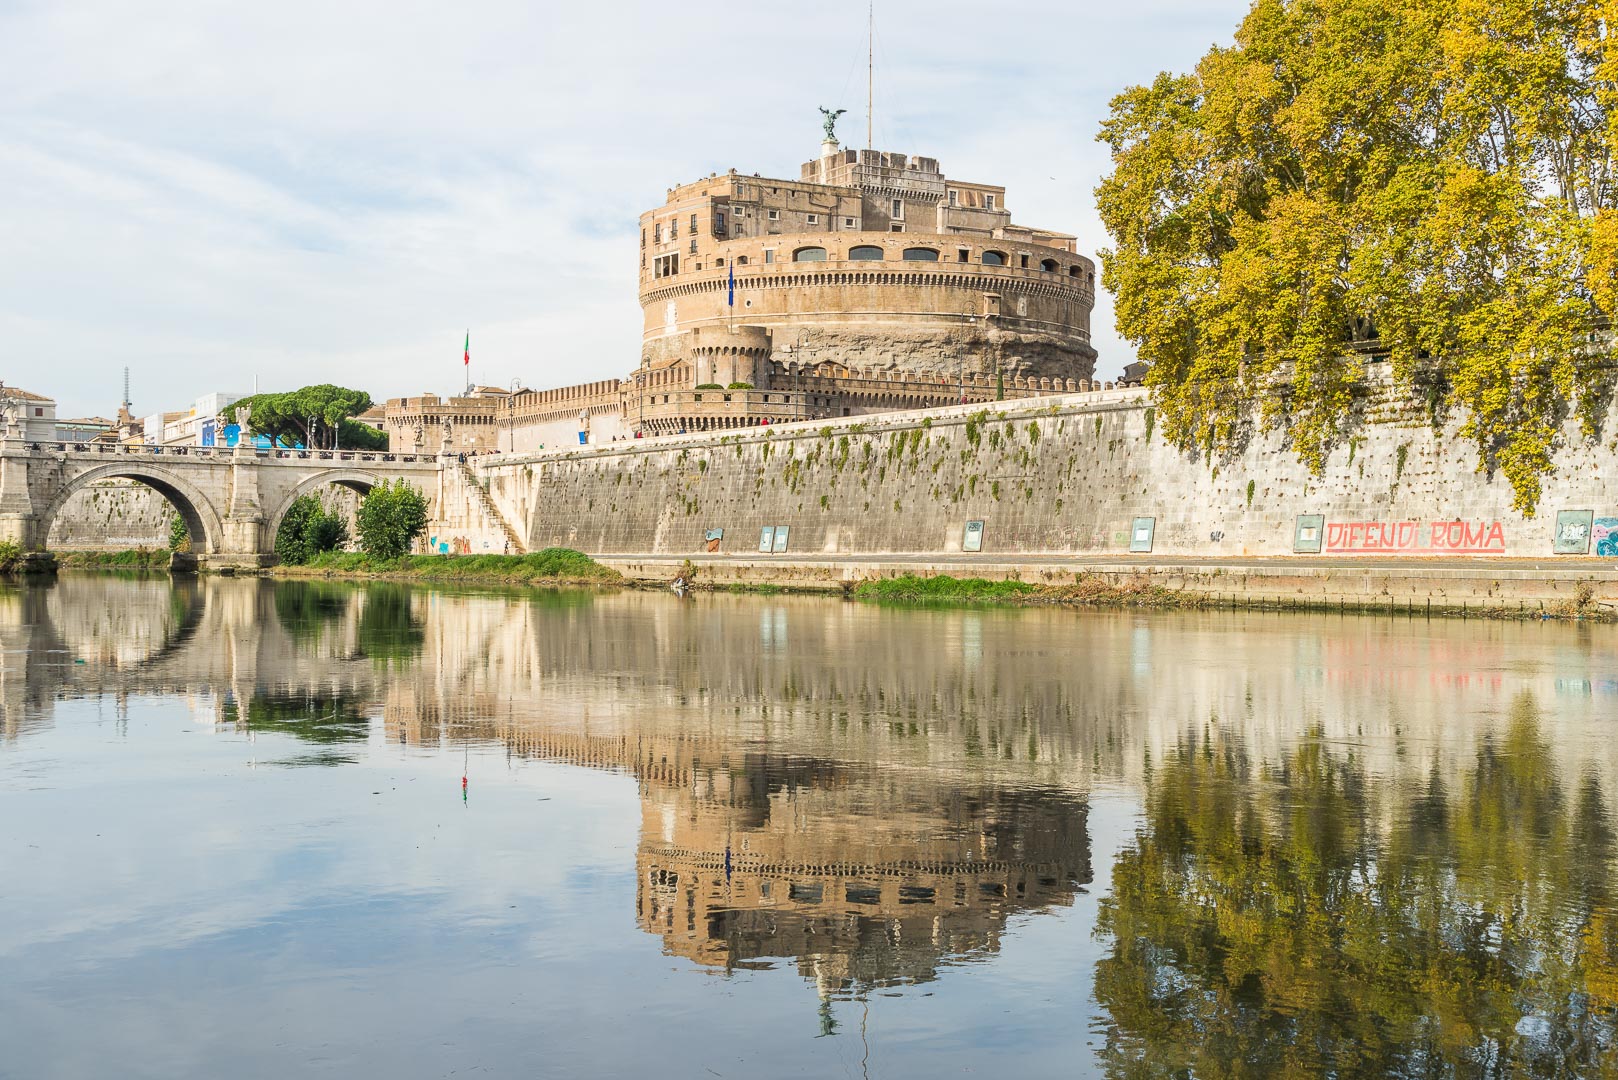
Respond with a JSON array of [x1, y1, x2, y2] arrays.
[[595, 553, 1618, 611]]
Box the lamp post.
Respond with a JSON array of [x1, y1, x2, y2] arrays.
[[638, 355, 648, 437]]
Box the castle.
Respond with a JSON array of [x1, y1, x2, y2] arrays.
[[384, 131, 1102, 453]]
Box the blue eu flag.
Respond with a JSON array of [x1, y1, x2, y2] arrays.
[[728, 262, 735, 307]]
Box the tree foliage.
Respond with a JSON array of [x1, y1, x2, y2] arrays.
[[232, 384, 386, 451], [1097, 0, 1617, 513], [354, 479, 428, 559], [1095, 696, 1618, 1076], [274, 494, 351, 565]]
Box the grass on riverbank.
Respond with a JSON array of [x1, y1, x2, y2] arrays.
[[852, 573, 1206, 608], [284, 548, 622, 585], [56, 548, 173, 569]]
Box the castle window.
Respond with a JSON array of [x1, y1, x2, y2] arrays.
[[768, 209, 780, 220], [690, 214, 697, 233], [793, 246, 827, 262], [806, 214, 818, 225], [1069, 265, 1081, 277], [670, 219, 679, 238], [848, 245, 883, 260], [890, 223, 904, 232], [653, 224, 661, 242], [982, 251, 1007, 265], [764, 249, 775, 263], [690, 239, 698, 254], [1041, 258, 1059, 272], [716, 257, 724, 267], [957, 248, 970, 262], [640, 229, 645, 249], [986, 194, 996, 210], [948, 189, 958, 206], [843, 217, 855, 228], [890, 198, 903, 219], [737, 255, 748, 265], [1020, 254, 1029, 269], [901, 247, 939, 261], [716, 213, 726, 232]]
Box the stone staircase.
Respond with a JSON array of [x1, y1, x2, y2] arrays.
[[457, 462, 526, 554]]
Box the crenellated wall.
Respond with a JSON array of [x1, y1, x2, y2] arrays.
[[475, 371, 1618, 560]]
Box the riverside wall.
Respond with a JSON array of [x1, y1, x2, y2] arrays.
[[475, 371, 1618, 564]]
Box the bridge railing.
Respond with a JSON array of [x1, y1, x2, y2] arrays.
[[25, 442, 434, 464]]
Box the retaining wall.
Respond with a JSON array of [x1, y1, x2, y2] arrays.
[[478, 371, 1618, 561]]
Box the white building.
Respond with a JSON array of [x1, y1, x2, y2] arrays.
[[0, 382, 58, 442]]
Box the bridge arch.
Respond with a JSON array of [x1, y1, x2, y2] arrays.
[[40, 462, 225, 555], [263, 468, 385, 547]]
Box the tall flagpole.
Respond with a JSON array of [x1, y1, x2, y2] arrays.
[[867, 1, 873, 150]]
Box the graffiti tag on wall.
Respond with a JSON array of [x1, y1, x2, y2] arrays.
[[1324, 520, 1506, 554]]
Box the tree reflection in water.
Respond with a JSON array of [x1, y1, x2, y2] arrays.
[[355, 584, 424, 667], [1096, 693, 1618, 1078], [222, 691, 369, 745]]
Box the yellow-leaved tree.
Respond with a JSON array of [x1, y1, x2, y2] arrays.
[[1097, 0, 1617, 514]]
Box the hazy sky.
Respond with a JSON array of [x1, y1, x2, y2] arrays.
[[1, 0, 1249, 420]]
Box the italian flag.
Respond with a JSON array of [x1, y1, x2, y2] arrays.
[[463, 331, 470, 368]]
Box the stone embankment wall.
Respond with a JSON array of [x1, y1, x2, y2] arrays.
[[477, 369, 1618, 560], [47, 480, 176, 550]]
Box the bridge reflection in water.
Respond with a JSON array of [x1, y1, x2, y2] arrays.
[[4, 575, 1618, 1073]]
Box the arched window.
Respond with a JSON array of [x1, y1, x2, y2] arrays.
[[902, 247, 939, 261], [1040, 258, 1059, 272], [982, 251, 1007, 266], [736, 255, 748, 265], [1068, 265, 1081, 276], [793, 247, 827, 262], [848, 245, 884, 261]]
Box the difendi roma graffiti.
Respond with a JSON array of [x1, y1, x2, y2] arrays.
[[1325, 520, 1507, 555]]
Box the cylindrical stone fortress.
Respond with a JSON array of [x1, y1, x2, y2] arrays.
[[638, 145, 1097, 384]]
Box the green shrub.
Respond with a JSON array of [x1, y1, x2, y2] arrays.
[[355, 480, 428, 559], [694, 383, 723, 390], [726, 381, 754, 390], [0, 540, 21, 574], [275, 494, 351, 565]]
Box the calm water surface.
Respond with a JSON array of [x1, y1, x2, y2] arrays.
[[2, 575, 1617, 1078]]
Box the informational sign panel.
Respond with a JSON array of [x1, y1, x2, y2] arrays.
[[758, 527, 775, 553], [1554, 510, 1595, 555], [1129, 517, 1155, 553], [772, 526, 790, 553], [963, 520, 985, 552], [1294, 514, 1325, 554]]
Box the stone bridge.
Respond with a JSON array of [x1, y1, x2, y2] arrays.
[[0, 437, 447, 566]]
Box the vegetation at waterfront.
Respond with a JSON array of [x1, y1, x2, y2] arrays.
[[853, 573, 1204, 608], [288, 548, 621, 585], [0, 540, 21, 574], [274, 494, 350, 565], [1096, 696, 1618, 1075], [1098, 0, 1616, 513], [232, 384, 386, 451], [354, 479, 428, 559]]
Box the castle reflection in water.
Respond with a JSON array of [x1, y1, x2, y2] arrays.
[[7, 573, 1618, 1045]]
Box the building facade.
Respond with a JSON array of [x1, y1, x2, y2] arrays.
[[384, 135, 1104, 451]]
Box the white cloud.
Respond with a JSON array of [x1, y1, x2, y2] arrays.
[[0, 0, 1248, 419]]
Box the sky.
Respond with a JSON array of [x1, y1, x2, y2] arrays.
[[0, 0, 1251, 421]]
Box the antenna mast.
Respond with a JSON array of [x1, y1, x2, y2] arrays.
[[866, 1, 873, 150]]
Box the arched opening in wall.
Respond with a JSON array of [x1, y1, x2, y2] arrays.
[[793, 247, 827, 262], [736, 255, 748, 265], [1040, 258, 1059, 272], [1068, 265, 1081, 277], [43, 467, 222, 559], [902, 247, 940, 261], [268, 475, 376, 566], [849, 245, 883, 261], [982, 251, 1007, 266]]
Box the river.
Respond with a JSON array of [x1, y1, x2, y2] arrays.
[[2, 574, 1616, 1077]]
